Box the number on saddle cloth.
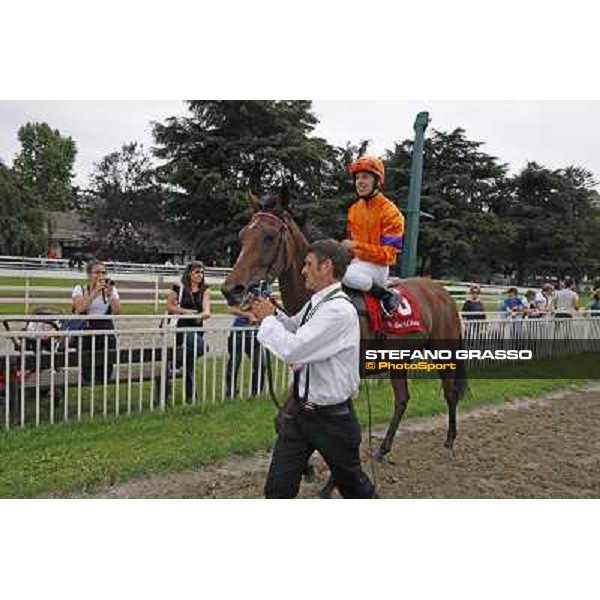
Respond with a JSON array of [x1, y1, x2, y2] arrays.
[[384, 278, 412, 316]]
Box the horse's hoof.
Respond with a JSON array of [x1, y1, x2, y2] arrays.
[[375, 450, 387, 463], [445, 445, 456, 460], [319, 488, 333, 499]]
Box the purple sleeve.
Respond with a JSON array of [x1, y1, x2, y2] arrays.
[[380, 234, 404, 251]]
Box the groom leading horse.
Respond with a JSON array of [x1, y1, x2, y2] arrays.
[[222, 158, 467, 496]]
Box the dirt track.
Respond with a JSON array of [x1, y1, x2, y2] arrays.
[[64, 384, 600, 499]]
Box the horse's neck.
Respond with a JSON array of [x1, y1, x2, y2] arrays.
[[279, 219, 310, 314]]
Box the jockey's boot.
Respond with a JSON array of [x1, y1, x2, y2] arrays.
[[370, 284, 400, 318]]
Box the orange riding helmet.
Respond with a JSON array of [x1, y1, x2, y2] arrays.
[[348, 156, 385, 186]]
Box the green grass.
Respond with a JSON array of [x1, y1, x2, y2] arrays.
[[0, 302, 230, 315], [0, 353, 597, 498], [0, 276, 82, 287]]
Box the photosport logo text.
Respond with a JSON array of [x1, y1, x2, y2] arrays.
[[363, 348, 533, 373], [360, 337, 600, 380]]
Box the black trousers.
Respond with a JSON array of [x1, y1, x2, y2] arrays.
[[265, 401, 376, 499], [155, 330, 205, 404], [81, 322, 116, 384], [225, 328, 264, 397]]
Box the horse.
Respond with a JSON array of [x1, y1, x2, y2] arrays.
[[221, 188, 467, 494]]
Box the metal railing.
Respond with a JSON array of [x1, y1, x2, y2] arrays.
[[1, 314, 289, 430], [1, 312, 599, 431]]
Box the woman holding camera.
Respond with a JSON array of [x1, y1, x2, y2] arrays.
[[159, 261, 211, 404], [71, 259, 121, 384]]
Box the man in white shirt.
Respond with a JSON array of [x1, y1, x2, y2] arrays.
[[251, 239, 376, 499], [553, 280, 579, 317]]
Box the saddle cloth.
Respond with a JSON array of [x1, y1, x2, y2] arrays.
[[363, 281, 427, 335]]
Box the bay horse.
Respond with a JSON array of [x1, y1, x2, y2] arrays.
[[221, 189, 467, 491]]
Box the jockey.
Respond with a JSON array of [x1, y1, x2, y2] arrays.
[[341, 156, 405, 316]]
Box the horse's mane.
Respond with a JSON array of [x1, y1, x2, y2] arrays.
[[290, 208, 326, 242], [256, 190, 326, 242], [258, 192, 328, 243]]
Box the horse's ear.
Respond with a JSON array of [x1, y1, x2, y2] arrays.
[[280, 183, 291, 210], [246, 192, 260, 212]]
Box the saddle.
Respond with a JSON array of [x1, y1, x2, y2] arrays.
[[345, 279, 427, 335]]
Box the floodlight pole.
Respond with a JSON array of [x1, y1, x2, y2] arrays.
[[400, 111, 429, 278]]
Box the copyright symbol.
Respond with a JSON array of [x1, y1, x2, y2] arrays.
[[365, 362, 376, 370]]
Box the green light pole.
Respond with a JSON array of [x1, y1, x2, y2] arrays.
[[401, 111, 429, 278]]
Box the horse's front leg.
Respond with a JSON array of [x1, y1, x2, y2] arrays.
[[377, 374, 409, 461]]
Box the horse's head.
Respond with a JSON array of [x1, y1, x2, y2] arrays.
[[222, 186, 300, 307]]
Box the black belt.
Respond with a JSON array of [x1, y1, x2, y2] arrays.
[[298, 398, 352, 416]]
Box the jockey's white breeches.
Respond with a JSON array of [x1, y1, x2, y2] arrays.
[[343, 259, 389, 291]]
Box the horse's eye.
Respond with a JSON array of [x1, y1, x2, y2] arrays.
[[264, 235, 275, 245]]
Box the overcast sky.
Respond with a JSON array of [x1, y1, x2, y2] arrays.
[[1, 100, 599, 187]]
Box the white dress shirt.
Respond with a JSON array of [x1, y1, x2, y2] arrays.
[[257, 282, 360, 406]]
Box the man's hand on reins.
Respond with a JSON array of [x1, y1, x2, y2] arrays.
[[251, 297, 275, 322]]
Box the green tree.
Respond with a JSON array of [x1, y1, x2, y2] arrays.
[[385, 128, 509, 280], [500, 163, 599, 284], [12, 122, 77, 210], [153, 101, 344, 263], [83, 143, 168, 261], [0, 161, 46, 255]]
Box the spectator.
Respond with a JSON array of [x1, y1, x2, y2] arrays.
[[71, 260, 121, 383], [47, 246, 59, 269], [587, 289, 600, 317], [502, 287, 528, 317], [461, 285, 486, 320], [525, 290, 536, 310], [68, 253, 84, 270], [225, 304, 266, 400], [532, 283, 554, 317], [157, 261, 211, 404], [553, 279, 578, 318]]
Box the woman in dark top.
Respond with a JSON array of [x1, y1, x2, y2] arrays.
[[461, 284, 486, 342], [461, 285, 486, 320], [158, 261, 211, 404]]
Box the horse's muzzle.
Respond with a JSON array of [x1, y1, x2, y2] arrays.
[[221, 284, 245, 307]]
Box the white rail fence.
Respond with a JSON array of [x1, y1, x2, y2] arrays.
[[1, 313, 599, 431], [1, 254, 541, 311], [0, 274, 516, 313], [0, 280, 271, 312], [0, 254, 231, 278], [0, 263, 285, 312]]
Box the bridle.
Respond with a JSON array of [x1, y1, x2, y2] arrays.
[[239, 211, 293, 411], [240, 211, 291, 307]]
